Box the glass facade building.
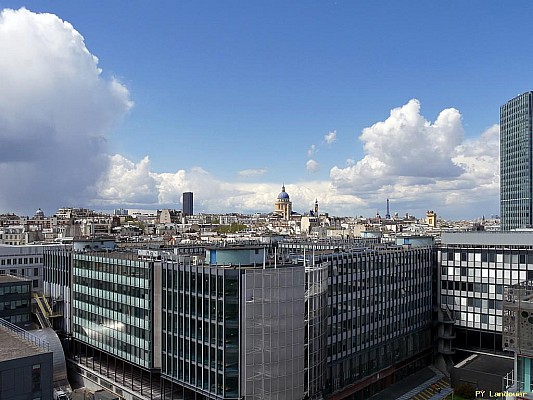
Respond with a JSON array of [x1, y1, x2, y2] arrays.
[[0, 275, 31, 326], [321, 245, 433, 399], [72, 252, 161, 369], [183, 192, 193, 216], [500, 91, 533, 231], [161, 259, 306, 400]]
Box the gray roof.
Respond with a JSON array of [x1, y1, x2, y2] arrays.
[[441, 232, 533, 246], [0, 326, 44, 362]]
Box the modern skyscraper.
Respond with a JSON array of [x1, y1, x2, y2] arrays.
[[500, 92, 533, 230], [183, 191, 193, 216]]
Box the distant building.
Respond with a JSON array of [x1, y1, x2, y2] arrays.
[[183, 192, 194, 216], [157, 209, 182, 224], [500, 92, 533, 231], [0, 244, 62, 293], [113, 208, 128, 216], [426, 210, 437, 227], [274, 185, 292, 221]]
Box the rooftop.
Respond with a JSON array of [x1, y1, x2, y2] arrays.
[[0, 275, 29, 284], [454, 354, 513, 377], [0, 325, 45, 362], [441, 231, 533, 246]]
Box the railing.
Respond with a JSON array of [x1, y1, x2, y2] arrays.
[[0, 317, 50, 352], [0, 272, 31, 281]]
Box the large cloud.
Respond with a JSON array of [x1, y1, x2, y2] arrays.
[[95, 99, 499, 219], [331, 99, 464, 189], [0, 8, 132, 214], [330, 100, 499, 218], [95, 154, 365, 216]]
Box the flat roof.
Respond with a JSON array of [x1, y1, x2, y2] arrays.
[[0, 275, 29, 284], [205, 245, 265, 250], [454, 354, 513, 377], [441, 232, 533, 246], [0, 326, 44, 362]]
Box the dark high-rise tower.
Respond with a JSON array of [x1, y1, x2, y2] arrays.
[[182, 192, 193, 216], [500, 92, 533, 230]]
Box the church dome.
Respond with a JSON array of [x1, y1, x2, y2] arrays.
[[277, 185, 290, 200], [34, 208, 45, 218]]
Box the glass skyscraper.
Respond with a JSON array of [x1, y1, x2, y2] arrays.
[[500, 92, 533, 230], [183, 192, 193, 216]]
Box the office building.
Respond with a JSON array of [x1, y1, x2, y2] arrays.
[[500, 91, 533, 231], [437, 232, 533, 354], [41, 235, 436, 399], [70, 250, 162, 399], [161, 245, 309, 399], [183, 192, 194, 216], [319, 244, 434, 399], [0, 274, 32, 327]]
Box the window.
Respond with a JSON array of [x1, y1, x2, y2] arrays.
[[32, 364, 41, 391], [34, 268, 38, 276], [33, 280, 38, 288]]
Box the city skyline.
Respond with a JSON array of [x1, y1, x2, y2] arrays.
[[0, 2, 531, 218]]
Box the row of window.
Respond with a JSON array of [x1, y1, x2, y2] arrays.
[[74, 258, 151, 280], [0, 284, 30, 295], [73, 276, 149, 300], [441, 281, 504, 294], [327, 329, 431, 393], [0, 299, 30, 311], [3, 313, 31, 324], [0, 257, 42, 266], [73, 321, 151, 365], [73, 293, 149, 321]]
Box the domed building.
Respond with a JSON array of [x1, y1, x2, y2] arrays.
[[34, 208, 45, 219], [274, 185, 293, 220]]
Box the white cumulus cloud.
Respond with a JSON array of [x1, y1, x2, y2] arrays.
[[95, 155, 158, 205], [0, 8, 132, 214], [324, 130, 337, 144], [95, 154, 363, 216], [330, 99, 499, 218], [306, 159, 320, 173]]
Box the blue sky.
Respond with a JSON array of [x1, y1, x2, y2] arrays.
[[0, 2, 530, 218]]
